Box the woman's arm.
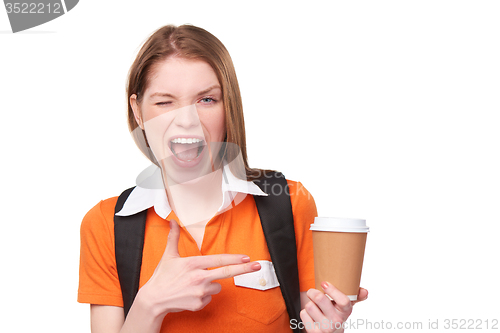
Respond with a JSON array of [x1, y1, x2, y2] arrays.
[[90, 293, 164, 333], [90, 305, 124, 333]]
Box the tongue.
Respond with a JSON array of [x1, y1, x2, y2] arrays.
[[171, 143, 201, 161]]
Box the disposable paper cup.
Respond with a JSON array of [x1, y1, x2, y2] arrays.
[[310, 217, 369, 301]]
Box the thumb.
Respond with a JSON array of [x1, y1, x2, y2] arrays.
[[163, 219, 181, 259]]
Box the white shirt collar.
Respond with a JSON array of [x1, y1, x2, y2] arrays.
[[115, 163, 268, 219]]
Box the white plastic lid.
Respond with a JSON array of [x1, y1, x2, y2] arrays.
[[310, 217, 369, 233]]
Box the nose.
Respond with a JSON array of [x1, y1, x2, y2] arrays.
[[173, 103, 200, 129]]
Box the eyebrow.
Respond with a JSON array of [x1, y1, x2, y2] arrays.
[[149, 85, 221, 99]]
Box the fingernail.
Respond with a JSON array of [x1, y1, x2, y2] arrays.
[[251, 262, 261, 270], [241, 256, 251, 262], [321, 281, 329, 290]]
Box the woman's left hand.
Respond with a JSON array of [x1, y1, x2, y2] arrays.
[[300, 282, 368, 333]]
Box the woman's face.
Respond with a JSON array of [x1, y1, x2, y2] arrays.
[[130, 57, 226, 183]]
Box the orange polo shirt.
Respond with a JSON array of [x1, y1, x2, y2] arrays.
[[78, 180, 317, 332]]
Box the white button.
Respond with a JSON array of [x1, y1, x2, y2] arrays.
[[259, 278, 267, 286]]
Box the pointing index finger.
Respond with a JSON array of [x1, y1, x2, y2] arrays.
[[208, 260, 261, 281], [191, 253, 251, 270], [189, 254, 261, 280]]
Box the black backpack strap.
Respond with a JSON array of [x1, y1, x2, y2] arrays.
[[253, 172, 302, 333], [114, 186, 147, 318]]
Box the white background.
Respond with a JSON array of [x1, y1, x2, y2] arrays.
[[1, 1, 499, 332]]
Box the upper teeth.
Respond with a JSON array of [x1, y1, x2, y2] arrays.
[[171, 138, 202, 144]]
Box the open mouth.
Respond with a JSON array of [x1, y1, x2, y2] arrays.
[[169, 137, 205, 162]]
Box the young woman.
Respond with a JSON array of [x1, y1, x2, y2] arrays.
[[78, 24, 367, 333]]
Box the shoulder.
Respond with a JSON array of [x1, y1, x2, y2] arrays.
[[285, 179, 317, 217], [285, 179, 313, 200], [80, 196, 120, 237], [285, 179, 315, 205]]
